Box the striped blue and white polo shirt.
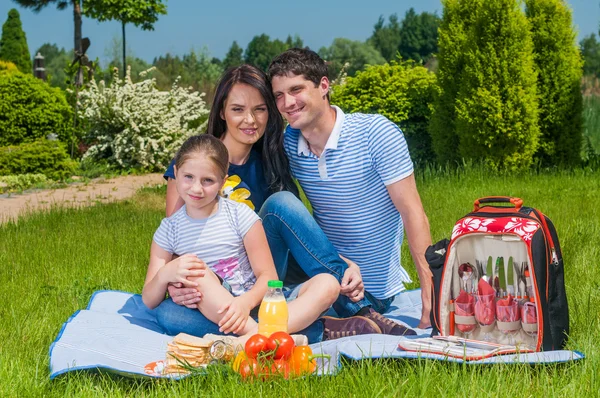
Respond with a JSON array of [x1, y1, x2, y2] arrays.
[[153, 196, 260, 296], [284, 106, 414, 299]]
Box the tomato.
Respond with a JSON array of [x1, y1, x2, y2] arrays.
[[238, 358, 259, 379], [289, 346, 317, 376], [244, 334, 269, 359], [266, 331, 295, 360], [270, 358, 291, 379]]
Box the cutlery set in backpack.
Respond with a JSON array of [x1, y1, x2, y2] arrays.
[[425, 196, 569, 353]]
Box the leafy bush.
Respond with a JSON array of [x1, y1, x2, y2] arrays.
[[0, 72, 73, 146], [77, 68, 209, 171], [454, 0, 539, 171], [0, 139, 77, 180], [0, 173, 48, 193], [526, 0, 583, 167], [0, 60, 19, 75], [332, 61, 439, 165], [429, 0, 481, 165]]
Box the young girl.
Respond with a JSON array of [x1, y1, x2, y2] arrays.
[[143, 134, 340, 338]]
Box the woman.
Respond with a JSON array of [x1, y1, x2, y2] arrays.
[[157, 65, 384, 343]]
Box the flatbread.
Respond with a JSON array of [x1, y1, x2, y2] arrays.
[[172, 333, 212, 348]]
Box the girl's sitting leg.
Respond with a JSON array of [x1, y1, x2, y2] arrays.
[[189, 269, 258, 337], [285, 273, 339, 333]]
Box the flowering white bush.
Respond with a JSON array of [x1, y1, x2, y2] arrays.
[[77, 67, 209, 170]]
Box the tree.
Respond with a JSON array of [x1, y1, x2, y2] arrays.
[[318, 38, 385, 78], [581, 33, 600, 77], [36, 43, 72, 88], [526, 0, 583, 167], [398, 8, 440, 64], [368, 14, 401, 61], [0, 9, 32, 73], [285, 34, 304, 49], [454, 0, 539, 170], [244, 34, 287, 71], [222, 41, 243, 70], [430, 0, 480, 165], [14, 1, 84, 69], [83, 0, 167, 78]]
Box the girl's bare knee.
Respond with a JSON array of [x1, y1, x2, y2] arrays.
[[190, 269, 220, 293], [313, 273, 340, 304]]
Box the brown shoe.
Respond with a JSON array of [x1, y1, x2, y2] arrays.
[[321, 315, 382, 341], [362, 309, 416, 336]]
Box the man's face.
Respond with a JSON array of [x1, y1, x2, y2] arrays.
[[271, 73, 330, 131]]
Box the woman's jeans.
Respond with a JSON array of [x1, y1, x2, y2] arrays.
[[155, 191, 386, 343]]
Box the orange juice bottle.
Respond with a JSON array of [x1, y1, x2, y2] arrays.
[[258, 280, 288, 336]]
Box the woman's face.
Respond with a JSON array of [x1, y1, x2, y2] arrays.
[[221, 83, 268, 147]]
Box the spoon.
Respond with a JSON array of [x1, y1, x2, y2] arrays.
[[458, 262, 475, 293]]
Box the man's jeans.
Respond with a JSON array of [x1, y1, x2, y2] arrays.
[[156, 191, 387, 343], [259, 192, 385, 317]]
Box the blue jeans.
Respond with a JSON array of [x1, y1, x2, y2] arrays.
[[259, 191, 376, 317]]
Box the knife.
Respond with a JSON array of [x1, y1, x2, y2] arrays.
[[497, 257, 506, 297], [507, 256, 515, 296], [486, 256, 493, 284]]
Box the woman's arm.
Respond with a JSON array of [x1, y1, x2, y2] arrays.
[[166, 178, 185, 217], [142, 243, 206, 309]]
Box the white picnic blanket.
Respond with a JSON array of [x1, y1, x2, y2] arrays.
[[49, 289, 583, 379]]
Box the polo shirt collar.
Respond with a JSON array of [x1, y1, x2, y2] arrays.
[[297, 106, 345, 157]]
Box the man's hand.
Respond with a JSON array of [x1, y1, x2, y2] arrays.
[[218, 297, 251, 335], [167, 282, 202, 309], [339, 255, 364, 302]]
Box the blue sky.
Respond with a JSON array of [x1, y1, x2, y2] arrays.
[[0, 0, 597, 65]]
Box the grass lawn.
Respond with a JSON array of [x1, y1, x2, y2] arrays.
[[1, 167, 599, 396]]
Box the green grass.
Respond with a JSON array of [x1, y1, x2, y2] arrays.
[[2, 169, 600, 396]]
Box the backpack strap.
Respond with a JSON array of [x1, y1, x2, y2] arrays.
[[473, 196, 523, 212]]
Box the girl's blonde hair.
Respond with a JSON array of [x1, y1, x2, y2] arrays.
[[174, 135, 229, 178]]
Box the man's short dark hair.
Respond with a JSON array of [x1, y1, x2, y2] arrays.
[[268, 48, 329, 88]]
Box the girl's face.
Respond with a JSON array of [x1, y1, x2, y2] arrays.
[[174, 153, 225, 218], [221, 83, 268, 148]]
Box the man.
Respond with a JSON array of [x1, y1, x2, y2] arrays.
[[268, 48, 433, 329]]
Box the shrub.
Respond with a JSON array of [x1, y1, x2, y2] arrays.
[[0, 139, 77, 180], [331, 61, 439, 166], [0, 72, 73, 146], [525, 0, 583, 167], [0, 173, 48, 193], [454, 0, 539, 171], [77, 68, 209, 171], [0, 60, 19, 75], [429, 0, 482, 165]]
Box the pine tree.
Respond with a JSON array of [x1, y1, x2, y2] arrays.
[[526, 0, 584, 167], [0, 9, 32, 73], [223, 41, 243, 70], [454, 0, 539, 170]]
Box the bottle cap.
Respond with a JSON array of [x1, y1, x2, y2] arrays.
[[267, 280, 283, 288]]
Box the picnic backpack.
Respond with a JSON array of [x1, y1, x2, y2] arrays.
[[426, 196, 569, 351]]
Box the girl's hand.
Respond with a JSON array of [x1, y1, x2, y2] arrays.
[[162, 254, 207, 287], [217, 297, 251, 335], [168, 282, 202, 309]]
